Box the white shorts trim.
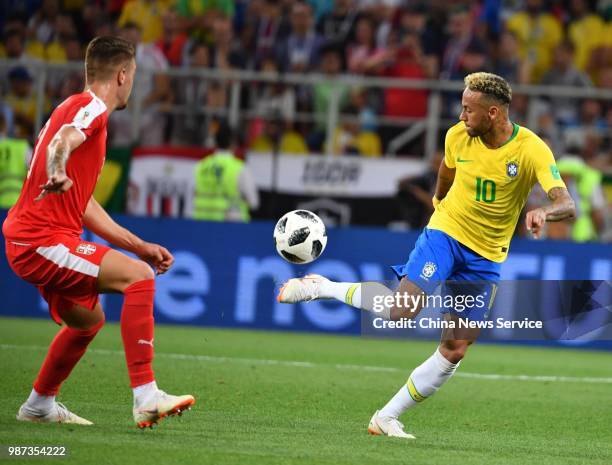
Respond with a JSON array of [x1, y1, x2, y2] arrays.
[[36, 243, 100, 278]]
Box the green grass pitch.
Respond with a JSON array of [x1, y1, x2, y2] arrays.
[[0, 316, 611, 465]]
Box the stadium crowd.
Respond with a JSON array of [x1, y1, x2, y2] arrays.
[[0, 0, 610, 240]]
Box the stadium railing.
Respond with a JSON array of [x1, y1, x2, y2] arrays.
[[1, 59, 612, 161]]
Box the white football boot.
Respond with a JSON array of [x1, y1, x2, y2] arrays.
[[367, 410, 416, 439], [277, 274, 329, 303], [133, 390, 195, 428], [16, 402, 93, 425]]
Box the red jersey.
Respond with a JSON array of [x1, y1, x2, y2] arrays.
[[2, 90, 108, 243]]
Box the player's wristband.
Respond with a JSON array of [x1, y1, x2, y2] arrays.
[[432, 196, 441, 209]]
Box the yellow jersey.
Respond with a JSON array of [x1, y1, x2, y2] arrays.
[[428, 122, 566, 263]]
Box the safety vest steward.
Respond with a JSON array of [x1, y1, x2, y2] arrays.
[[557, 158, 602, 242], [0, 138, 28, 209], [193, 151, 249, 222]]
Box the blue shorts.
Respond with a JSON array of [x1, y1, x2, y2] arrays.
[[391, 228, 501, 321]]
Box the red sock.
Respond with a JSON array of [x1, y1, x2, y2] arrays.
[[33, 318, 105, 396], [121, 279, 156, 387]]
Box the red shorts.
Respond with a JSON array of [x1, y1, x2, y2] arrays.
[[5, 236, 111, 324]]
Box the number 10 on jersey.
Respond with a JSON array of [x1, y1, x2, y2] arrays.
[[475, 177, 496, 203]]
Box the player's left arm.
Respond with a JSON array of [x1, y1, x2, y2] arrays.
[[525, 187, 576, 239], [83, 197, 174, 274], [525, 140, 576, 239]]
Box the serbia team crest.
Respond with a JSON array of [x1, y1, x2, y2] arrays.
[[76, 243, 97, 255], [506, 161, 519, 178]]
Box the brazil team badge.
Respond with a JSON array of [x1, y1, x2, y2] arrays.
[[506, 161, 519, 178]]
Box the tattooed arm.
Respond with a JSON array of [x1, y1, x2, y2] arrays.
[[525, 187, 576, 239], [36, 126, 85, 200]]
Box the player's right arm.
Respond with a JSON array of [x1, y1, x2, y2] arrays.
[[433, 125, 458, 206], [433, 159, 455, 206], [35, 126, 85, 201]]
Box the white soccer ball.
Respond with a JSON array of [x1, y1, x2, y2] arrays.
[[274, 210, 327, 264]]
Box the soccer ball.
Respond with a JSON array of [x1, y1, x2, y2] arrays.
[[274, 210, 327, 264]]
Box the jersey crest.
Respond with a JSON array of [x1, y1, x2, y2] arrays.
[[506, 161, 519, 178]]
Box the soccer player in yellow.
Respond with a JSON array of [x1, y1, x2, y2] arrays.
[[277, 72, 576, 438]]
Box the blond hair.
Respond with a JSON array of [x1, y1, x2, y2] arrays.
[[464, 72, 512, 105]]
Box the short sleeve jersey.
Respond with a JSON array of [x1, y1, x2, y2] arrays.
[[427, 122, 566, 262], [3, 90, 108, 243]]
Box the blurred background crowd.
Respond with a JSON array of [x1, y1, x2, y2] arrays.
[[0, 0, 610, 241]]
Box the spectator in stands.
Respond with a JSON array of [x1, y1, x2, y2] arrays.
[[249, 116, 309, 155], [27, 0, 60, 45], [328, 103, 382, 157], [586, 22, 612, 85], [156, 8, 189, 67], [439, 6, 475, 80], [203, 82, 228, 146], [42, 12, 75, 62], [110, 22, 172, 146], [316, 0, 358, 48], [277, 1, 322, 73], [0, 113, 31, 209], [193, 121, 259, 222], [450, 40, 488, 82], [117, 0, 169, 43], [393, 4, 441, 78], [564, 99, 608, 150], [173, 42, 231, 146], [506, 0, 563, 83], [176, 0, 235, 41], [347, 15, 384, 75], [81, 6, 114, 42], [0, 26, 44, 70], [348, 87, 378, 132], [308, 0, 333, 23], [42, 14, 81, 102], [210, 16, 247, 70], [250, 0, 290, 69], [488, 30, 530, 84], [5, 66, 50, 140], [250, 57, 308, 155], [55, 71, 84, 106], [63, 35, 84, 61], [311, 46, 349, 152], [175, 41, 211, 145], [255, 58, 297, 125], [379, 31, 428, 153], [541, 41, 592, 125], [567, 0, 606, 73]]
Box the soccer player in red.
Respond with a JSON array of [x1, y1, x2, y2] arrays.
[[2, 36, 195, 428]]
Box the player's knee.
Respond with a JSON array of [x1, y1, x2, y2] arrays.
[[126, 260, 155, 286], [82, 312, 105, 333], [389, 296, 423, 320], [66, 306, 105, 332], [439, 341, 470, 364]]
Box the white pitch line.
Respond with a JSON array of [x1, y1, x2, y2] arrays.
[[2, 343, 612, 384]]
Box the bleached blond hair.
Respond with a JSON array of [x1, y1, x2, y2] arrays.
[[464, 72, 512, 106]]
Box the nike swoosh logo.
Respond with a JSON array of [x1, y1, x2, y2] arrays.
[[457, 157, 473, 163]]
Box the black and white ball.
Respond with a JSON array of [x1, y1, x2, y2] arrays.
[[274, 210, 327, 264]]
